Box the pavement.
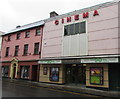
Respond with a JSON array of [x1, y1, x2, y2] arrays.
[[2, 78, 120, 98]]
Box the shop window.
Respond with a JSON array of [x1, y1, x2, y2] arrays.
[[49, 67, 59, 82], [23, 44, 28, 55], [64, 21, 86, 36], [34, 42, 39, 55], [14, 45, 19, 56], [5, 47, 10, 57], [16, 32, 21, 39], [43, 67, 48, 75], [90, 67, 103, 85], [20, 66, 30, 79], [25, 31, 30, 38], [36, 28, 41, 36], [1, 66, 9, 77]]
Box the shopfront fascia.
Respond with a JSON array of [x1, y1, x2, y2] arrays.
[[38, 57, 119, 87]]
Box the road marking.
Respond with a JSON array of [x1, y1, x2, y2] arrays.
[[4, 81, 106, 98]]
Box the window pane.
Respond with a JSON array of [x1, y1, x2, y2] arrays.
[[34, 43, 39, 54], [64, 25, 69, 36], [16, 33, 20, 39], [20, 66, 30, 79], [25, 31, 30, 38], [36, 28, 41, 35], [80, 21, 86, 33], [2, 66, 9, 77], [14, 45, 19, 56], [8, 35, 11, 41], [70, 24, 74, 35], [5, 47, 9, 56], [75, 23, 80, 34], [23, 44, 28, 55]]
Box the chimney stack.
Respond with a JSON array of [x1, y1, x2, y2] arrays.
[[50, 11, 58, 18], [16, 25, 21, 28]]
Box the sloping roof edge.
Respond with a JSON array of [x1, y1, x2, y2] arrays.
[[3, 20, 45, 35]]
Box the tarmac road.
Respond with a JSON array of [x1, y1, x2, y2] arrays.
[[1, 79, 114, 99]]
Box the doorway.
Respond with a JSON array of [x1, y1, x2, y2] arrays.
[[65, 65, 86, 85], [32, 65, 38, 81], [13, 67, 16, 79]]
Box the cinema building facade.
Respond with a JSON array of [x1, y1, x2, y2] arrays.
[[38, 1, 120, 91]]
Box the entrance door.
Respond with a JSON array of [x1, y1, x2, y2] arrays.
[[13, 67, 16, 79], [66, 65, 86, 85], [32, 65, 38, 81]]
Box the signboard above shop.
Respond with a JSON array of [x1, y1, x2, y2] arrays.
[[38, 60, 62, 64], [81, 58, 119, 63], [38, 57, 119, 64]]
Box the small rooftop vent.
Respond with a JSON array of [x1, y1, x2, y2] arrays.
[[16, 25, 21, 28], [50, 11, 58, 18]]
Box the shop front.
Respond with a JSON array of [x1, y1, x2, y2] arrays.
[[38, 60, 65, 84], [1, 65, 10, 78], [18, 62, 39, 81], [38, 56, 119, 91]]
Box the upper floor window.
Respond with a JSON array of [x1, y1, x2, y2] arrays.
[[5, 47, 10, 57], [34, 42, 39, 55], [64, 21, 86, 36], [25, 31, 30, 38], [8, 35, 11, 41], [14, 45, 19, 56], [36, 28, 41, 36], [16, 32, 21, 39], [23, 44, 29, 55]]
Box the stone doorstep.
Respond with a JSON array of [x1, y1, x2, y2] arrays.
[[3, 78, 120, 98]]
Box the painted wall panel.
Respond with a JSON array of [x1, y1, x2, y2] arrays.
[[79, 34, 88, 55], [88, 18, 118, 32], [62, 33, 88, 56], [70, 34, 79, 56], [62, 36, 70, 56], [89, 38, 118, 50], [88, 28, 118, 41]]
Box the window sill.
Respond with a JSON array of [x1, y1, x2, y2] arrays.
[[33, 53, 39, 55], [16, 38, 20, 40], [14, 55, 18, 57], [25, 37, 30, 38], [35, 34, 41, 36], [4, 56, 8, 57], [22, 54, 28, 56]]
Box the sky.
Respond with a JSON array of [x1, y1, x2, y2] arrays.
[[0, 0, 115, 32]]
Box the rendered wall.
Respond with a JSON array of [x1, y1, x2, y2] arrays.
[[41, 3, 119, 58], [1, 27, 43, 62]]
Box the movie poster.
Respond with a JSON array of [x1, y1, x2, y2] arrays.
[[90, 67, 103, 85], [49, 67, 59, 82]]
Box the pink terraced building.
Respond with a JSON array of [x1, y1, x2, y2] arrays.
[[1, 21, 44, 81]]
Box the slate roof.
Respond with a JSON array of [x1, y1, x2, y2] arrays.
[[3, 20, 44, 35]]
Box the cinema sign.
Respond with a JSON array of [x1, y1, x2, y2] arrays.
[[55, 10, 99, 25]]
